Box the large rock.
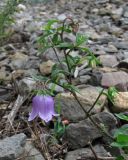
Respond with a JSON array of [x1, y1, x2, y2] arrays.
[[39, 60, 55, 75], [101, 71, 128, 87], [113, 42, 128, 50], [0, 134, 45, 160], [99, 55, 118, 67], [65, 144, 110, 160], [112, 92, 128, 112], [115, 58, 128, 69], [0, 133, 26, 160], [9, 52, 29, 70], [64, 112, 117, 149], [55, 86, 107, 121], [24, 141, 45, 160]]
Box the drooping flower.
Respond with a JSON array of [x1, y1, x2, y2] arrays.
[[28, 95, 58, 122]]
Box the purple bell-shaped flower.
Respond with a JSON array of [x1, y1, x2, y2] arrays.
[[28, 95, 58, 122]]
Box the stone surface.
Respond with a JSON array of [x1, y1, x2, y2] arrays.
[[101, 71, 128, 87], [64, 112, 117, 149], [112, 92, 128, 112], [65, 144, 110, 160], [0, 133, 27, 160], [113, 42, 128, 50], [116, 58, 128, 69], [39, 60, 55, 75], [0, 134, 45, 160], [9, 52, 29, 69], [24, 141, 45, 160], [55, 86, 107, 121], [19, 77, 36, 95], [99, 55, 118, 67], [79, 75, 91, 84]]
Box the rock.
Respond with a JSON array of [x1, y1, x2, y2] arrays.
[[18, 4, 26, 11], [24, 141, 45, 160], [39, 60, 55, 75], [0, 133, 45, 160], [115, 82, 128, 91], [79, 75, 91, 84], [111, 7, 123, 20], [113, 42, 128, 50], [123, 7, 128, 18], [101, 71, 128, 87], [39, 48, 63, 62], [57, 14, 67, 21], [55, 86, 107, 121], [89, 70, 102, 86], [99, 55, 118, 67], [98, 67, 117, 73], [124, 51, 128, 59], [109, 26, 123, 37], [0, 88, 12, 102], [65, 144, 110, 160], [47, 83, 64, 93], [106, 44, 118, 53], [19, 78, 36, 95], [64, 112, 117, 149], [95, 0, 109, 4], [112, 92, 128, 112], [9, 52, 29, 70], [0, 52, 7, 61], [116, 58, 128, 69], [0, 67, 7, 80], [79, 68, 92, 76], [0, 133, 27, 160]]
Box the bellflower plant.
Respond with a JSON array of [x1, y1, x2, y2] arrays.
[[28, 95, 58, 123]]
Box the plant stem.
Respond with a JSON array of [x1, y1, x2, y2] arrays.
[[87, 88, 104, 114], [50, 19, 114, 141]]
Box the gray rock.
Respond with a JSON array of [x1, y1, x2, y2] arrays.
[[89, 70, 102, 86], [113, 42, 128, 50], [64, 112, 117, 149], [116, 58, 128, 69], [99, 55, 118, 67], [24, 141, 45, 160], [39, 48, 64, 62], [95, 0, 109, 4], [0, 133, 27, 160], [39, 60, 55, 75], [79, 68, 92, 76], [65, 144, 110, 160], [79, 75, 91, 84], [10, 59, 28, 70], [123, 7, 128, 18], [55, 86, 107, 122], [124, 51, 128, 59], [106, 44, 118, 53], [101, 71, 128, 87], [9, 52, 29, 70], [19, 77, 36, 95]]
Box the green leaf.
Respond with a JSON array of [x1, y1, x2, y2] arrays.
[[31, 74, 49, 82], [51, 64, 70, 81], [62, 83, 80, 94], [64, 55, 81, 71], [112, 134, 128, 148], [44, 19, 59, 31], [114, 125, 128, 138], [116, 156, 125, 160], [56, 42, 74, 49], [117, 134, 128, 144], [76, 33, 88, 46], [52, 33, 60, 45], [115, 113, 128, 121]]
